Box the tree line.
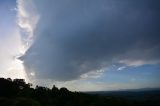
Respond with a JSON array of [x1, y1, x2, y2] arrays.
[[0, 78, 159, 106]]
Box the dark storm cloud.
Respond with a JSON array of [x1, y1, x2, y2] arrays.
[[20, 0, 160, 81]]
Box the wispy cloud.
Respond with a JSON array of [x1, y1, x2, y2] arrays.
[[117, 66, 126, 71], [16, 0, 39, 54]]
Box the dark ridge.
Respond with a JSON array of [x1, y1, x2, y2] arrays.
[[0, 77, 160, 106]]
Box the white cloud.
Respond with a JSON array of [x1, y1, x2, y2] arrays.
[[119, 59, 159, 67], [80, 69, 105, 79], [0, 0, 35, 81], [117, 66, 126, 71], [16, 0, 39, 52], [0, 29, 27, 80]]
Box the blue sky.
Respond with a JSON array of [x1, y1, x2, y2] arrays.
[[0, 0, 16, 37], [101, 64, 160, 86], [0, 0, 160, 91]]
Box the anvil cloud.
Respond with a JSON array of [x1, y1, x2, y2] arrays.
[[18, 0, 160, 81]]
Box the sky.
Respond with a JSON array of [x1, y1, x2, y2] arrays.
[[0, 0, 160, 91]]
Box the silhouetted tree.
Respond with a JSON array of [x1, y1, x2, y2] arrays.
[[0, 77, 159, 106]]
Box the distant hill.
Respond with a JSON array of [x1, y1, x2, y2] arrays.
[[86, 88, 160, 101], [85, 87, 160, 95]]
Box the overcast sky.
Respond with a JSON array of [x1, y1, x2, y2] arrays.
[[0, 0, 160, 91]]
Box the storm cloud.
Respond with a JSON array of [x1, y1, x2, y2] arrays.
[[18, 0, 160, 81]]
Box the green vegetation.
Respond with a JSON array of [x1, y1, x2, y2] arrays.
[[0, 78, 159, 106]]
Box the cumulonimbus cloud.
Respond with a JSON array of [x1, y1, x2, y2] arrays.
[[17, 0, 160, 81]]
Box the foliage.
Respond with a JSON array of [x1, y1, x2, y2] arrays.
[[0, 78, 159, 106]]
